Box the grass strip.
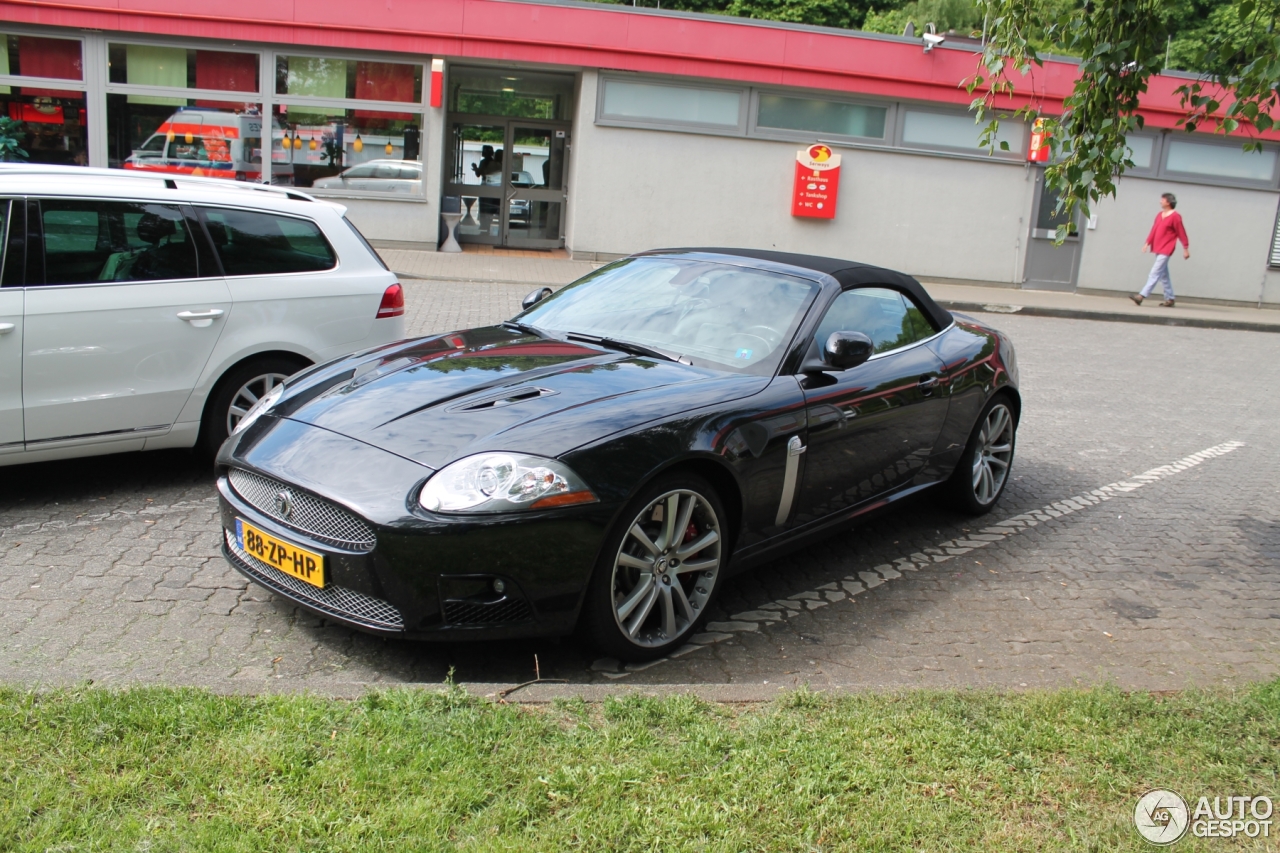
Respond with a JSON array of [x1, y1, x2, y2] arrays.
[[0, 680, 1277, 851]]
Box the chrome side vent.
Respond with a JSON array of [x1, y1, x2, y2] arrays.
[[448, 386, 558, 412]]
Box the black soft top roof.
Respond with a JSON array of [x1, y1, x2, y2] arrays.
[[641, 247, 953, 331]]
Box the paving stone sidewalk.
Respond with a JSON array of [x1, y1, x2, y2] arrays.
[[0, 279, 1277, 699]]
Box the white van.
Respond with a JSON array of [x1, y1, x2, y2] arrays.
[[124, 109, 293, 184], [0, 165, 405, 465]]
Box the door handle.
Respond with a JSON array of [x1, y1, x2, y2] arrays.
[[0, 323, 13, 335], [177, 309, 225, 328], [918, 375, 939, 395]]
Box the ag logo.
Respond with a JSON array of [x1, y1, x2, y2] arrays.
[[1135, 789, 1190, 845], [273, 490, 294, 521]]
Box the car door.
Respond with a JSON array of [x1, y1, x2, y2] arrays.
[[0, 199, 21, 455], [21, 197, 232, 445], [791, 286, 949, 524]]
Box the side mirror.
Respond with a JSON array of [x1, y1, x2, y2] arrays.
[[824, 331, 875, 369], [521, 287, 553, 311], [803, 331, 874, 373]]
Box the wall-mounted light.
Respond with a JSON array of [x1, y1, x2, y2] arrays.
[[353, 134, 363, 152], [385, 141, 394, 155], [309, 138, 317, 150], [293, 135, 303, 150]]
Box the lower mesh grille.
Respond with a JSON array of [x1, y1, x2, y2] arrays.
[[225, 529, 403, 631], [443, 597, 533, 626]]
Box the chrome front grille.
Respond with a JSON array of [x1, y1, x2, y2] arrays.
[[228, 468, 376, 551], [225, 530, 403, 631]]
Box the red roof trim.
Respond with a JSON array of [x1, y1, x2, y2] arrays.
[[3, 0, 1274, 139]]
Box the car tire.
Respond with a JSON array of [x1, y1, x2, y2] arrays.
[[946, 394, 1018, 515], [199, 356, 308, 458], [582, 472, 728, 662]]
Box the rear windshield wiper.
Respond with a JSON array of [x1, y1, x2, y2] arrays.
[[565, 332, 680, 363]]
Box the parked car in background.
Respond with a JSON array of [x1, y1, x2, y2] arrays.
[[310, 160, 423, 193], [0, 164, 406, 466], [214, 249, 1020, 660]]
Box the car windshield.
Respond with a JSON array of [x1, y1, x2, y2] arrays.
[[515, 256, 820, 375]]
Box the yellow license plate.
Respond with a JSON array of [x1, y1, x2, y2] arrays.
[[236, 518, 326, 588]]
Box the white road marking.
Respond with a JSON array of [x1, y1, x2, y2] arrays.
[[597, 440, 1246, 678]]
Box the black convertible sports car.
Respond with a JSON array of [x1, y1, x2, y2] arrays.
[[216, 249, 1019, 660]]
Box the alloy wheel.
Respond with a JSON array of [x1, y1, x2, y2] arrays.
[[225, 372, 290, 435], [610, 489, 722, 649], [971, 403, 1014, 505]]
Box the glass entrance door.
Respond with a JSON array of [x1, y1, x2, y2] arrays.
[[446, 119, 569, 248], [505, 124, 567, 248]]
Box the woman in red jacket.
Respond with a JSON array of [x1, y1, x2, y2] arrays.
[[1131, 192, 1190, 307]]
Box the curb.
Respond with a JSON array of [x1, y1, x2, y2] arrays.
[[939, 300, 1280, 334]]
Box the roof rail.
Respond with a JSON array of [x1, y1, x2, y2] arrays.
[[0, 164, 317, 202]]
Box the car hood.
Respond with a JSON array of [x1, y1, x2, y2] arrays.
[[279, 326, 768, 470]]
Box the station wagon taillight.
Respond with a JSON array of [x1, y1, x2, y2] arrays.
[[377, 283, 405, 318]]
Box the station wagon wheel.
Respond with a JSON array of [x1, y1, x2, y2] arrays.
[[947, 395, 1017, 515], [583, 474, 727, 661], [199, 355, 309, 458], [226, 372, 291, 436]]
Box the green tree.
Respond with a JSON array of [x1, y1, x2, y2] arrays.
[[970, 0, 1279, 240]]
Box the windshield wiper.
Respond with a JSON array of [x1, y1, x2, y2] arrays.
[[565, 332, 681, 363], [502, 320, 550, 338]]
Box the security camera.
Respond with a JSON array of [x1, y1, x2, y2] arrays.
[[922, 32, 946, 52]]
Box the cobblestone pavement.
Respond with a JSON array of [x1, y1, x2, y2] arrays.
[[1, 279, 1277, 696]]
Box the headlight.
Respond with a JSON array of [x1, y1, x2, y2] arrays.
[[232, 383, 285, 436], [418, 453, 598, 513]]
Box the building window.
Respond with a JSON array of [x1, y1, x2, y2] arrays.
[[1125, 135, 1158, 171], [598, 77, 745, 132], [105, 42, 263, 182], [271, 54, 425, 195], [1164, 138, 1277, 184], [0, 34, 86, 166], [755, 93, 887, 140], [449, 66, 574, 120], [901, 108, 1025, 155]]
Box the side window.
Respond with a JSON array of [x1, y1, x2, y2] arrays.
[[198, 207, 336, 276], [344, 165, 375, 179], [815, 287, 931, 355], [39, 200, 197, 286], [900, 293, 938, 341]]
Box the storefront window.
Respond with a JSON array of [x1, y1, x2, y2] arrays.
[[271, 104, 422, 192], [108, 43, 259, 94], [276, 56, 421, 103], [0, 36, 85, 166], [0, 89, 86, 165], [0, 34, 83, 81]]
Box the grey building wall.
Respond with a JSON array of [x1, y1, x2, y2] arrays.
[[1077, 176, 1280, 305], [568, 71, 1033, 284]]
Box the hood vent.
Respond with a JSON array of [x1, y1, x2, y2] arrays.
[[447, 386, 558, 412]]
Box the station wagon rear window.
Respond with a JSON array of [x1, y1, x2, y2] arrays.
[[197, 207, 335, 276]]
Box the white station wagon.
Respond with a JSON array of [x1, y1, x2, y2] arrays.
[[0, 165, 406, 466]]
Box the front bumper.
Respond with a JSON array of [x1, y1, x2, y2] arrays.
[[215, 421, 616, 640]]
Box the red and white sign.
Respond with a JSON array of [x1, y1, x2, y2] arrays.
[[1027, 118, 1051, 163], [430, 58, 444, 108], [791, 144, 841, 219]]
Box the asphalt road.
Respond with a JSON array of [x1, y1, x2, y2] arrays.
[[1, 281, 1276, 698]]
